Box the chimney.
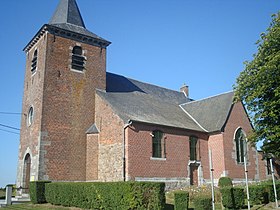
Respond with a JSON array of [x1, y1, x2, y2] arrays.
[[180, 84, 189, 98]]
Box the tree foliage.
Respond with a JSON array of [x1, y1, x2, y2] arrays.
[[234, 13, 280, 157]]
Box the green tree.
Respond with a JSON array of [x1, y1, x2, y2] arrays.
[[234, 13, 280, 157]]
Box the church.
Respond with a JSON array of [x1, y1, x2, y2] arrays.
[[17, 0, 276, 193]]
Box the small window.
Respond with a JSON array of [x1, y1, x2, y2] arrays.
[[266, 158, 272, 175], [31, 50, 38, 73], [152, 130, 165, 158], [71, 46, 85, 71], [28, 107, 34, 126], [235, 128, 247, 163], [190, 136, 198, 161]]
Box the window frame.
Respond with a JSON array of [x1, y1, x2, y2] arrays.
[[31, 49, 38, 74], [27, 106, 34, 126], [234, 128, 247, 164], [151, 130, 166, 159], [71, 46, 85, 72], [189, 136, 198, 161]]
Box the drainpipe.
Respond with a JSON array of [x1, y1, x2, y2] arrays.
[[123, 120, 132, 181]]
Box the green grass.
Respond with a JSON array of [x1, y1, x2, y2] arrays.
[[2, 201, 279, 210], [3, 203, 81, 210]]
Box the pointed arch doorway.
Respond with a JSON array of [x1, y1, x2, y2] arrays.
[[23, 153, 31, 193]]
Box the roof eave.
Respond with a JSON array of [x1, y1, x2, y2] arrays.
[[23, 24, 111, 52]]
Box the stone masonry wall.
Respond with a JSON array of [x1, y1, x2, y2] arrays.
[[94, 94, 124, 181]]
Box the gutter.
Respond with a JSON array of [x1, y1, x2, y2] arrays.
[[123, 120, 132, 181]]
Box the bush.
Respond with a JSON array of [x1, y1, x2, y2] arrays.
[[45, 181, 165, 210], [220, 187, 244, 209], [218, 177, 233, 188], [29, 181, 51, 204], [174, 191, 189, 210], [248, 185, 267, 205], [193, 195, 212, 210], [261, 182, 280, 202]]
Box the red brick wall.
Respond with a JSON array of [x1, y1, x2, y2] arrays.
[[208, 133, 225, 179], [18, 32, 48, 184], [86, 134, 99, 181], [19, 32, 107, 183], [223, 102, 258, 180], [126, 122, 208, 181]]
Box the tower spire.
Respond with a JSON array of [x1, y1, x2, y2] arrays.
[[49, 0, 85, 28]]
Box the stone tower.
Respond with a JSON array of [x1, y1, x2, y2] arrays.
[[17, 0, 110, 192]]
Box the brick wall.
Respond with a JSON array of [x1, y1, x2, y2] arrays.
[[126, 122, 208, 182], [18, 32, 107, 184], [208, 133, 225, 179], [86, 134, 99, 181], [17, 32, 48, 187], [223, 102, 258, 180]]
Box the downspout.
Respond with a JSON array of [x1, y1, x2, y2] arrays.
[[123, 120, 132, 181]]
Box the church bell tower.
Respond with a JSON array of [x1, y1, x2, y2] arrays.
[[17, 0, 110, 192]]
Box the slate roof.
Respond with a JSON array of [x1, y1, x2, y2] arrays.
[[96, 73, 235, 133], [49, 0, 85, 27], [24, 0, 110, 51], [180, 91, 234, 132], [48, 0, 109, 42], [86, 124, 99, 134]]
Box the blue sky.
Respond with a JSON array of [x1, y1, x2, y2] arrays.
[[0, 0, 279, 187]]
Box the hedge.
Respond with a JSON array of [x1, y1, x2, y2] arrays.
[[174, 191, 189, 210], [261, 182, 280, 202], [220, 187, 244, 209], [45, 181, 165, 210], [248, 185, 268, 205], [218, 177, 233, 188], [193, 195, 212, 210], [30, 181, 51, 204]]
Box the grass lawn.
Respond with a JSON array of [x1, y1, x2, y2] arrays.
[[3, 203, 81, 210]]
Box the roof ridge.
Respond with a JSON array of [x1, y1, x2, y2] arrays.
[[180, 90, 234, 106], [108, 72, 184, 95]]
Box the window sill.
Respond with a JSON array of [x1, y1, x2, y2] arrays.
[[150, 157, 166, 161], [70, 68, 85, 73]]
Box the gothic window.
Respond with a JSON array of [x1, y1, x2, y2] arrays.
[[190, 136, 198, 161], [28, 107, 34, 126], [71, 46, 85, 71], [152, 130, 165, 158], [235, 128, 247, 163], [31, 49, 38, 73]]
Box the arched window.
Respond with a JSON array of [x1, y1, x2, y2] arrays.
[[28, 106, 34, 126], [189, 136, 198, 161], [235, 128, 247, 163], [31, 49, 38, 73], [23, 153, 31, 193], [152, 130, 165, 158], [71, 46, 85, 71]]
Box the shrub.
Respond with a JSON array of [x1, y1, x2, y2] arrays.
[[193, 195, 212, 210], [261, 182, 280, 202], [29, 181, 51, 204], [45, 181, 165, 210], [174, 191, 189, 210], [248, 185, 267, 205], [218, 177, 233, 188], [220, 187, 244, 209]]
